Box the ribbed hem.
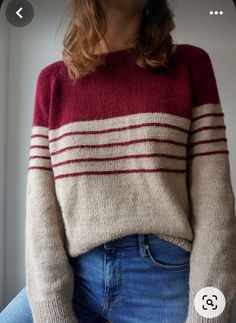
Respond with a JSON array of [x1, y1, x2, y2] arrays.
[[156, 233, 193, 252], [29, 296, 78, 323]]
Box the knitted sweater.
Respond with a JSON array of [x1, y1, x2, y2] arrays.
[[25, 44, 236, 323]]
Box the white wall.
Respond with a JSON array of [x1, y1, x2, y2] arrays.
[[0, 0, 235, 319]]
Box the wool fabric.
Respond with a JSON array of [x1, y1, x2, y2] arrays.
[[25, 44, 236, 323]]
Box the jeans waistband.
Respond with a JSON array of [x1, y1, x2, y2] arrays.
[[103, 233, 161, 248]]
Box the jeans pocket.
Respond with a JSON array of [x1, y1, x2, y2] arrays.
[[145, 239, 191, 272]]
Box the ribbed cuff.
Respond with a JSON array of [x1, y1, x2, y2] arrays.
[[30, 296, 78, 323], [185, 310, 231, 323]]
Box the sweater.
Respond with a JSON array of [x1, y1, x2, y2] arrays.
[[25, 44, 236, 323]]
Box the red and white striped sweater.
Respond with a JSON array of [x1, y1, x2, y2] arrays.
[[25, 44, 236, 323]]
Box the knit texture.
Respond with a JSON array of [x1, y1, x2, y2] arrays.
[[25, 44, 236, 322]]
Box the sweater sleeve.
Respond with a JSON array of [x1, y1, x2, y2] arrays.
[[25, 67, 77, 323], [185, 47, 236, 322]]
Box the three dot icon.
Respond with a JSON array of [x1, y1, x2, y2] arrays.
[[209, 10, 224, 15]]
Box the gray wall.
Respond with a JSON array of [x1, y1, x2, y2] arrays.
[[0, 0, 235, 320], [0, 12, 9, 309]]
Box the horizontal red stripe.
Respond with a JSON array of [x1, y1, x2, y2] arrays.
[[49, 122, 189, 143], [188, 138, 227, 148], [190, 125, 225, 136], [191, 113, 224, 122], [31, 134, 48, 139], [28, 166, 52, 171], [54, 168, 186, 180], [51, 153, 186, 168], [188, 150, 229, 159], [51, 138, 187, 156], [29, 156, 50, 160]]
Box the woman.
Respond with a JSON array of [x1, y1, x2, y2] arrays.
[[1, 0, 236, 322]]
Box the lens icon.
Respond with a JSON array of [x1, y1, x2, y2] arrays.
[[194, 287, 226, 318]]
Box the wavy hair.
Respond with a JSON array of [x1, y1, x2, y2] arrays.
[[63, 0, 176, 80]]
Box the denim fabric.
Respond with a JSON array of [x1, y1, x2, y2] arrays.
[[0, 233, 191, 323], [0, 288, 33, 323]]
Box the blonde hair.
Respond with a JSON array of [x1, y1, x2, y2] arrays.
[[63, 0, 176, 81]]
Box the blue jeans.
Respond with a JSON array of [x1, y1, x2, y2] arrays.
[[0, 233, 191, 323]]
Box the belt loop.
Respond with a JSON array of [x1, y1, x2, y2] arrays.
[[138, 234, 147, 258]]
